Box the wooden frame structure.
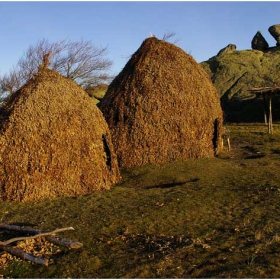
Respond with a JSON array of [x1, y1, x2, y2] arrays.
[[248, 86, 280, 134]]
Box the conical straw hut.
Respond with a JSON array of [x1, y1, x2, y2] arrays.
[[100, 37, 223, 169], [0, 66, 120, 202]]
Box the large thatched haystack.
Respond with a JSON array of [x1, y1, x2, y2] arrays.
[[100, 37, 223, 169], [0, 66, 120, 202]]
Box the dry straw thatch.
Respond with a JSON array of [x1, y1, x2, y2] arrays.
[[100, 37, 223, 169], [0, 66, 120, 202]]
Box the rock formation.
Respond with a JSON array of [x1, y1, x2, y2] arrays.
[[217, 44, 236, 56], [268, 24, 280, 46], [201, 46, 280, 122], [251, 31, 269, 51]]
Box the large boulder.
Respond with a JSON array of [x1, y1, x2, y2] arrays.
[[268, 24, 280, 46], [0, 66, 120, 202], [100, 37, 223, 169], [201, 47, 280, 122], [251, 31, 269, 51]]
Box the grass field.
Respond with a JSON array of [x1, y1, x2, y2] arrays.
[[1, 122, 280, 278]]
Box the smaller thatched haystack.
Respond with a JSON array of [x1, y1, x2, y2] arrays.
[[0, 66, 120, 202], [100, 37, 223, 169]]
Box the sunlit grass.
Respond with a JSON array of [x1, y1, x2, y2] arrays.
[[1, 123, 280, 278]]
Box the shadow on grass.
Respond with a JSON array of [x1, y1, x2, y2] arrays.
[[245, 154, 265, 159], [143, 178, 199, 189], [271, 148, 280, 154]]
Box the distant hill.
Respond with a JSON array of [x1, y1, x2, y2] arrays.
[[85, 84, 108, 105], [201, 46, 280, 122]]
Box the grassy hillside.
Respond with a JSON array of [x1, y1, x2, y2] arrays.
[[85, 84, 108, 105], [201, 47, 280, 122], [1, 123, 280, 278]]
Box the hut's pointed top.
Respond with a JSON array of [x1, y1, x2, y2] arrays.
[[1, 67, 66, 121], [43, 52, 52, 68]]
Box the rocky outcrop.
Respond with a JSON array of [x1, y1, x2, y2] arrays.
[[217, 44, 236, 56], [199, 24, 280, 122], [251, 31, 269, 51], [201, 47, 280, 122], [268, 24, 280, 46]]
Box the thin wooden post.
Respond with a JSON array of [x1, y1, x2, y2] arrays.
[[227, 136, 231, 151], [262, 93, 268, 125], [221, 129, 231, 152], [268, 94, 273, 134]]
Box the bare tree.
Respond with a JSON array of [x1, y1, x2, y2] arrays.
[[52, 39, 112, 87], [162, 31, 180, 45], [0, 67, 24, 95], [0, 38, 113, 95]]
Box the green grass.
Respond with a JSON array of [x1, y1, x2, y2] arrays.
[[85, 84, 108, 105], [2, 123, 280, 278]]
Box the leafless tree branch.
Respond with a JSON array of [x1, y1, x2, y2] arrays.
[[162, 31, 180, 45], [0, 38, 113, 97]]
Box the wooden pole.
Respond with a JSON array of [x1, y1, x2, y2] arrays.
[[227, 136, 231, 152], [0, 245, 49, 266], [269, 94, 273, 134], [0, 227, 75, 246], [0, 223, 83, 249], [262, 93, 268, 125]]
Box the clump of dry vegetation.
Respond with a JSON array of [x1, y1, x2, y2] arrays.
[[0, 66, 120, 202], [100, 37, 223, 168]]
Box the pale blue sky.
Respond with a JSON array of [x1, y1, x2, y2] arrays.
[[1, 1, 280, 77]]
